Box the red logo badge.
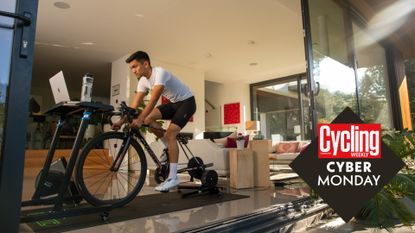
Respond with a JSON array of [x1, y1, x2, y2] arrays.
[[318, 124, 381, 159]]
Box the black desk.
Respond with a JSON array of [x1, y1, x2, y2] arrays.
[[45, 101, 114, 116], [45, 102, 114, 149]]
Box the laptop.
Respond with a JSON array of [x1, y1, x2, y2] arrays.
[[49, 71, 78, 105]]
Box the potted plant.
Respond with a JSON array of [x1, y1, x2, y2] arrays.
[[358, 129, 415, 230], [236, 133, 246, 149]]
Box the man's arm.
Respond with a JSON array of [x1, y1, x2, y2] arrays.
[[137, 85, 164, 122], [130, 91, 146, 109], [111, 91, 146, 130]]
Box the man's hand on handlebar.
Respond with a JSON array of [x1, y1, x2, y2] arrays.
[[131, 116, 145, 129]]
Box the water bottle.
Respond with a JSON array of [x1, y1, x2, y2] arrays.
[[81, 73, 93, 102]]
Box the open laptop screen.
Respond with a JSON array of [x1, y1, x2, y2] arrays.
[[49, 71, 71, 104]]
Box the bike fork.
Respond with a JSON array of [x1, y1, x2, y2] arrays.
[[110, 135, 131, 171]]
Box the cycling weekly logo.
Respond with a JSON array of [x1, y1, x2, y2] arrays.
[[318, 124, 381, 159], [290, 107, 404, 222]]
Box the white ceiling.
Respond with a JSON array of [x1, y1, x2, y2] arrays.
[[32, 0, 306, 97]]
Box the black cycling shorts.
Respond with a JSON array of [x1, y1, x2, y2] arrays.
[[157, 96, 196, 129]]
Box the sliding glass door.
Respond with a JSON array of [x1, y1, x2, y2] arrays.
[[251, 74, 311, 142], [307, 0, 358, 123], [0, 0, 38, 231], [304, 0, 393, 129]]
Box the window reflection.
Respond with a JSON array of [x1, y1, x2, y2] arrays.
[[251, 76, 310, 142], [313, 56, 357, 123], [0, 0, 17, 152], [309, 0, 358, 123], [353, 22, 393, 128]]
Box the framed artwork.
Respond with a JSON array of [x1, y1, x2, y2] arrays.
[[224, 102, 240, 124], [112, 84, 120, 96]]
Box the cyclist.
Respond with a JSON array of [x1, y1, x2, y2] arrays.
[[112, 51, 196, 192]]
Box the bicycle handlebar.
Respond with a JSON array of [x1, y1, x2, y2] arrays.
[[107, 101, 139, 126], [107, 102, 166, 133]]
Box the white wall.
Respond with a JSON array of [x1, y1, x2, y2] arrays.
[[205, 80, 251, 134], [110, 55, 130, 107], [111, 56, 205, 139], [205, 81, 222, 130]]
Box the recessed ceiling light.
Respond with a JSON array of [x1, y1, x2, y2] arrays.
[[249, 62, 258, 66], [81, 42, 94, 45], [54, 1, 70, 9], [135, 13, 144, 18]]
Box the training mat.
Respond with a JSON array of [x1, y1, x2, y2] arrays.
[[22, 191, 248, 233]]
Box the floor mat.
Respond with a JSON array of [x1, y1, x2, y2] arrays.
[[22, 191, 248, 233]]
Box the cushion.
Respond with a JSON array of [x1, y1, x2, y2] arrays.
[[297, 141, 311, 152], [226, 135, 249, 148], [214, 142, 225, 148], [274, 141, 299, 154], [212, 131, 237, 147]]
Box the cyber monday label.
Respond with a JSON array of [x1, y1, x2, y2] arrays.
[[290, 107, 404, 222]]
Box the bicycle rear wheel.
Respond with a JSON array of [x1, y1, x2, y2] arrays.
[[76, 132, 147, 208]]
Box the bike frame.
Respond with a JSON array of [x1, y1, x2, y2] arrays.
[[120, 127, 198, 170]]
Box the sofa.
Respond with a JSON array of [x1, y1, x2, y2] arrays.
[[148, 139, 230, 176], [268, 140, 310, 165]]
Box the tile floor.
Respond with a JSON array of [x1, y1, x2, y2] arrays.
[[19, 170, 310, 233]]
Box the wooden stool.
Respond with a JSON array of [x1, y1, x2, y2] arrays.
[[229, 149, 254, 189]]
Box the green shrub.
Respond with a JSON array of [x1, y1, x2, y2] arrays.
[[360, 129, 415, 231]]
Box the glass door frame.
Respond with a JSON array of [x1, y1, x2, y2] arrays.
[[0, 0, 38, 231], [249, 73, 309, 141], [301, 0, 403, 136], [300, 0, 318, 138]]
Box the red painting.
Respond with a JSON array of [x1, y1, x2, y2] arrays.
[[224, 102, 240, 124]]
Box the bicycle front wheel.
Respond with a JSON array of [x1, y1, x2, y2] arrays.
[[76, 131, 147, 208]]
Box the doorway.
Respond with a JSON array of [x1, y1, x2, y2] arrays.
[[250, 74, 311, 143]]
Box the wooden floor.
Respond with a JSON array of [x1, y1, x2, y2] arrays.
[[22, 149, 110, 201]]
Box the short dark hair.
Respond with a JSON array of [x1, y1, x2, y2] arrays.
[[125, 51, 151, 64]]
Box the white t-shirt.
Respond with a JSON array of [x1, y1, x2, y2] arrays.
[[136, 67, 193, 103]]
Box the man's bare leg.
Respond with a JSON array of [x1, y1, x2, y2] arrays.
[[146, 114, 181, 177], [144, 108, 164, 138], [165, 123, 181, 163], [145, 108, 182, 192], [165, 123, 181, 179]]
